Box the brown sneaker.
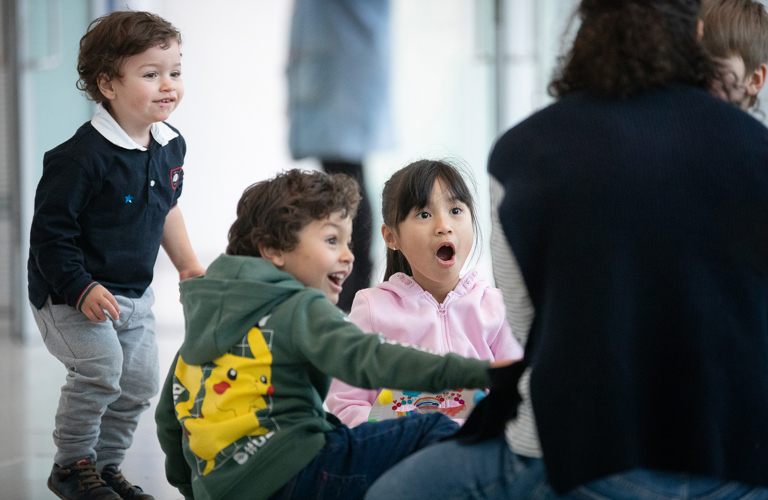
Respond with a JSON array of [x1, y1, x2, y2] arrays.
[[48, 459, 120, 500], [100, 464, 155, 500]]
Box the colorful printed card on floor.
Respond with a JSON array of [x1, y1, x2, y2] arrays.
[[368, 388, 485, 422]]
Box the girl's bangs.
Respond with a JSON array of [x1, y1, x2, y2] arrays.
[[396, 163, 474, 223]]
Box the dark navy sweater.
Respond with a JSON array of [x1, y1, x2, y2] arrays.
[[28, 121, 185, 310], [490, 86, 768, 492]]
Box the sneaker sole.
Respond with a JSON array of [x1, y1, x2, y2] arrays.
[[47, 476, 68, 500], [47, 476, 122, 500]]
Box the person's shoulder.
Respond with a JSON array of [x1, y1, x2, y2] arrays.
[[301, 290, 351, 326], [454, 270, 504, 305], [490, 98, 577, 158], [349, 282, 401, 317], [672, 86, 768, 144], [43, 122, 111, 174], [449, 273, 511, 330], [475, 282, 507, 310], [44, 121, 101, 159], [376, 273, 426, 298], [453, 269, 486, 294], [264, 287, 333, 332]]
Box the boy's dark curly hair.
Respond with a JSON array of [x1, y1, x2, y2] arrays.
[[77, 11, 182, 104], [227, 169, 361, 258], [549, 0, 718, 98]]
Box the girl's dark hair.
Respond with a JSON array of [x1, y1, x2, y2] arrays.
[[77, 11, 182, 104], [381, 159, 478, 281], [549, 0, 718, 98], [227, 169, 361, 257]]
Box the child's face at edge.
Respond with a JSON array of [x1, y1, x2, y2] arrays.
[[383, 180, 474, 302], [711, 55, 766, 111], [98, 40, 184, 143], [261, 212, 354, 305]]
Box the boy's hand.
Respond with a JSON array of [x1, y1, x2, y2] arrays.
[[176, 266, 206, 303], [179, 265, 205, 282], [81, 284, 120, 322]]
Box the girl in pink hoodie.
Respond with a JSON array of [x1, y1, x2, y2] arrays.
[[325, 159, 524, 426]]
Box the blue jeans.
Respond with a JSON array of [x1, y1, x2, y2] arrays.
[[365, 436, 768, 500], [572, 471, 768, 500], [270, 413, 458, 499]]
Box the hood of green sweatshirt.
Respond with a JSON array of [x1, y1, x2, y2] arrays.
[[178, 254, 305, 365]]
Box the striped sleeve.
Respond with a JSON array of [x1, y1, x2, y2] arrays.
[[76, 281, 99, 311], [489, 176, 542, 458]]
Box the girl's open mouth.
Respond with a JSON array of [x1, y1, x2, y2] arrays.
[[436, 243, 455, 265]]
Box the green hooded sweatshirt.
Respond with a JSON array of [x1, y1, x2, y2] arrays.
[[156, 254, 490, 500]]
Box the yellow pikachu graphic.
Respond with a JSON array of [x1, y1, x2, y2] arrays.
[[174, 326, 274, 475]]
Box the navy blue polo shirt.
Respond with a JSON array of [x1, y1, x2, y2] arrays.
[[28, 105, 186, 310]]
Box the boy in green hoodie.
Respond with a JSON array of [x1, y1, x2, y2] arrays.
[[155, 169, 508, 500]]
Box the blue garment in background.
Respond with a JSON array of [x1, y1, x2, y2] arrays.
[[287, 0, 393, 162]]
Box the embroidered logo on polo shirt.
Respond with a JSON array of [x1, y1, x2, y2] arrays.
[[170, 167, 182, 190], [125, 195, 133, 203]]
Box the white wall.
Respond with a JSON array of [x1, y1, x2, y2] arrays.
[[93, 0, 577, 329], [141, 0, 501, 327], [17, 0, 768, 335]]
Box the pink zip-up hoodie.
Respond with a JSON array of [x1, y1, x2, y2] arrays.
[[325, 269, 524, 427]]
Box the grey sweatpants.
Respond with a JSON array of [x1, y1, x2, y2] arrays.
[[30, 288, 159, 469]]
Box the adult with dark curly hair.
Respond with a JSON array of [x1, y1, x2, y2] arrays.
[[366, 1, 768, 499]]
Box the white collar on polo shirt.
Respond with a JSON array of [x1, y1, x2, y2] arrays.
[[90, 104, 179, 151]]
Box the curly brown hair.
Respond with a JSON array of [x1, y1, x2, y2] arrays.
[[549, 0, 718, 98], [77, 11, 182, 104], [226, 169, 361, 258]]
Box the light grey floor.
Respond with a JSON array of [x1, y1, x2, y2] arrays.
[[0, 323, 187, 500]]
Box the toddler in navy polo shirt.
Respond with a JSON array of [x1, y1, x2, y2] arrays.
[[27, 11, 204, 500]]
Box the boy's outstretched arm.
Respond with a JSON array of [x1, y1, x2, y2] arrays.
[[297, 295, 494, 393], [161, 205, 206, 281]]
